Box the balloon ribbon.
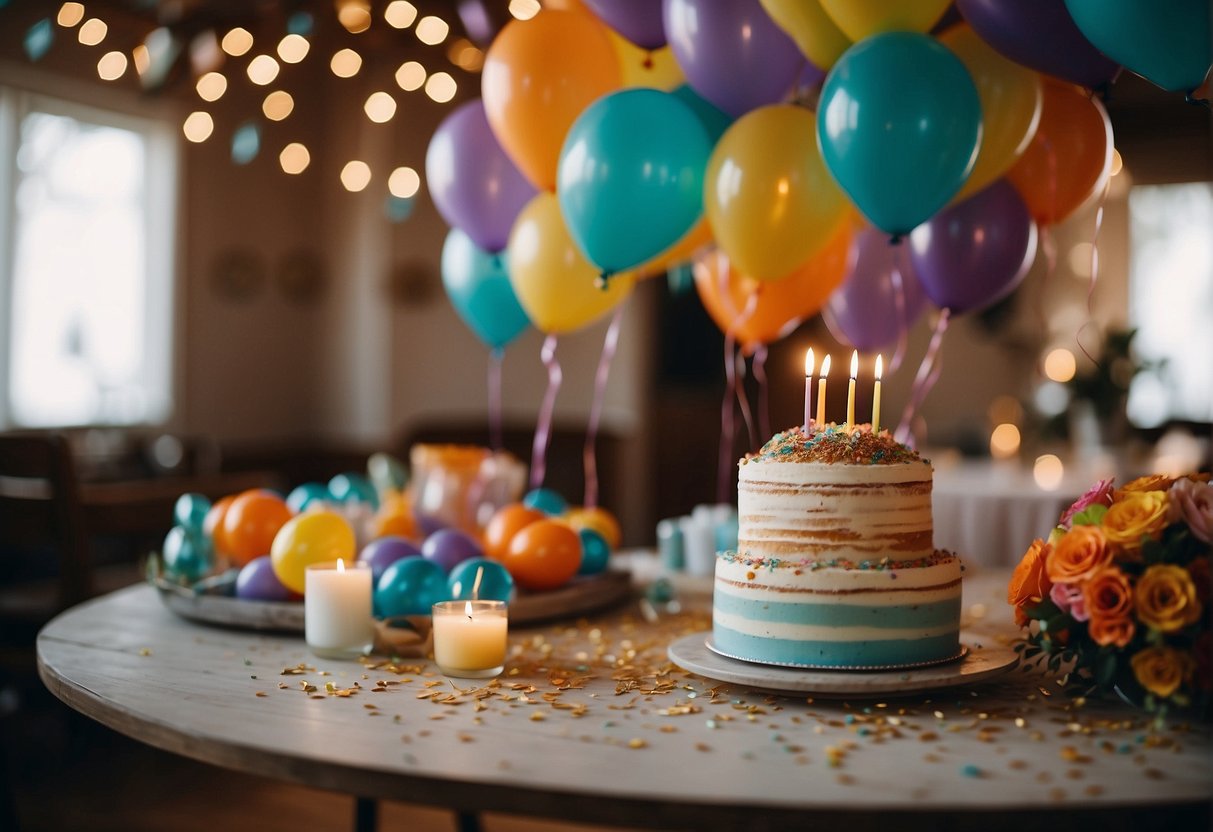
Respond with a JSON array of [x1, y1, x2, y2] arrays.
[[752, 344, 771, 444], [488, 347, 504, 452], [1076, 179, 1111, 367], [895, 308, 952, 448], [717, 289, 760, 504], [530, 334, 562, 491], [583, 305, 624, 510]]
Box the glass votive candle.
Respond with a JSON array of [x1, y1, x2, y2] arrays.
[[305, 559, 374, 660], [431, 600, 508, 679]]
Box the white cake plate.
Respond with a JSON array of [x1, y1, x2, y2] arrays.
[[667, 631, 1018, 697]]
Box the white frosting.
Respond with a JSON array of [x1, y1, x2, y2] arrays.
[[712, 610, 957, 642], [715, 554, 962, 600]]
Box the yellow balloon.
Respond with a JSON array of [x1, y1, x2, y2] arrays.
[[940, 24, 1043, 202], [636, 217, 713, 279], [759, 0, 851, 71], [270, 511, 356, 595], [610, 34, 684, 90], [704, 105, 848, 282], [819, 0, 950, 41], [507, 193, 635, 334]]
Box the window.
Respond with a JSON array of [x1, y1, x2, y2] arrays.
[[0, 86, 177, 428], [1126, 182, 1213, 427]]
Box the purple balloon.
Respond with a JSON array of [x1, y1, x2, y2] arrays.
[[425, 99, 537, 253], [956, 0, 1119, 89], [663, 0, 803, 117], [825, 228, 930, 351], [421, 529, 483, 574], [235, 556, 293, 602], [909, 180, 1038, 315], [456, 0, 511, 48], [583, 0, 667, 50], [359, 536, 422, 584]]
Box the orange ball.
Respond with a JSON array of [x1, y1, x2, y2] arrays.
[[372, 490, 419, 542], [222, 490, 292, 567], [484, 503, 545, 560], [203, 495, 236, 556], [502, 519, 582, 591], [562, 506, 622, 549]]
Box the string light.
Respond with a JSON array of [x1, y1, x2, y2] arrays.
[[330, 48, 362, 78], [341, 161, 372, 192], [97, 50, 127, 80], [196, 71, 227, 102], [182, 112, 214, 143], [57, 2, 84, 27], [277, 34, 310, 64], [280, 143, 310, 174], [221, 27, 253, 57], [364, 91, 397, 123], [424, 72, 456, 103], [78, 18, 107, 46], [388, 167, 421, 199], [415, 15, 449, 45], [262, 90, 294, 121], [395, 61, 426, 91], [246, 54, 280, 85], [384, 1, 418, 29]]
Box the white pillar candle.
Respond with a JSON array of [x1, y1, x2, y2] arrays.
[[680, 514, 716, 577], [305, 559, 374, 660], [432, 600, 508, 679]]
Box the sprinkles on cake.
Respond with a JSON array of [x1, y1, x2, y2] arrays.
[[741, 423, 923, 466]]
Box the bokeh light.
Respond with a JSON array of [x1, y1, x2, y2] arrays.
[[385, 1, 418, 28], [262, 90, 294, 121], [331, 48, 362, 78], [277, 34, 310, 64], [1043, 348, 1077, 383], [280, 143, 310, 174], [78, 18, 106, 45], [57, 3, 84, 27], [246, 55, 280, 85], [338, 1, 372, 33], [509, 0, 540, 20], [388, 166, 421, 199], [364, 91, 397, 123], [989, 423, 1021, 460], [196, 71, 227, 102], [221, 27, 253, 57], [182, 112, 214, 143], [395, 61, 426, 91], [97, 50, 127, 80], [415, 15, 449, 45], [1033, 454, 1064, 491], [341, 161, 372, 192], [424, 71, 456, 103]]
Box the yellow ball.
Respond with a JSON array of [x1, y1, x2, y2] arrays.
[[270, 511, 356, 594], [562, 506, 622, 549]]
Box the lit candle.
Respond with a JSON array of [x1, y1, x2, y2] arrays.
[[305, 559, 374, 660], [431, 599, 508, 678], [803, 348, 815, 433], [872, 354, 883, 435], [816, 355, 831, 426], [846, 350, 858, 432]]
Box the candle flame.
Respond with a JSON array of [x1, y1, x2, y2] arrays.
[[465, 600, 474, 619], [875, 354, 883, 380], [804, 347, 815, 377], [820, 354, 831, 377], [336, 558, 345, 572], [849, 350, 859, 379]]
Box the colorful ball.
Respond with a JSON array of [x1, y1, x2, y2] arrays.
[[502, 519, 582, 591], [375, 557, 448, 618], [163, 526, 213, 583], [286, 482, 331, 514], [359, 535, 422, 584], [328, 472, 380, 510], [562, 506, 622, 549], [447, 557, 514, 602], [173, 493, 211, 534], [270, 510, 356, 594], [422, 529, 483, 573], [523, 487, 568, 517], [577, 528, 610, 575], [203, 494, 236, 556], [223, 490, 293, 567], [484, 503, 545, 560], [236, 555, 293, 601]]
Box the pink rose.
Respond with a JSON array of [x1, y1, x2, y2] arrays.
[[1169, 478, 1213, 543], [1060, 478, 1115, 528], [1050, 581, 1090, 622]]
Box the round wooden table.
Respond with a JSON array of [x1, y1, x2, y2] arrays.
[[37, 564, 1211, 831]]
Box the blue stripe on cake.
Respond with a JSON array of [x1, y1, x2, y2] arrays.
[[713, 592, 960, 629], [713, 625, 959, 667]]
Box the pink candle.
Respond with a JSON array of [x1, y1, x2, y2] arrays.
[[803, 348, 815, 433]]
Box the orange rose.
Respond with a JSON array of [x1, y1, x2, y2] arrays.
[[1116, 474, 1176, 498], [1135, 564, 1203, 633], [1130, 646, 1195, 699], [1083, 567, 1134, 620], [1102, 490, 1169, 552], [1045, 526, 1110, 584], [1088, 614, 1135, 648], [1008, 539, 1052, 606]]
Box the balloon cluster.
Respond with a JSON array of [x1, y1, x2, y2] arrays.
[[426, 0, 1210, 364]]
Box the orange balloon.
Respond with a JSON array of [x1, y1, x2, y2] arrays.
[[563, 506, 622, 549], [502, 519, 582, 591], [372, 489, 419, 542], [203, 495, 236, 556], [484, 503, 546, 560], [637, 217, 713, 279], [482, 10, 622, 191], [1006, 78, 1112, 226], [222, 490, 292, 567], [694, 216, 853, 350]]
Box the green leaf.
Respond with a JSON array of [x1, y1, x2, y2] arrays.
[[1095, 651, 1118, 687], [1071, 504, 1108, 526]]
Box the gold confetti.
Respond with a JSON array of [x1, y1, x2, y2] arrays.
[[254, 691, 267, 697], [138, 648, 152, 657], [627, 738, 647, 749]]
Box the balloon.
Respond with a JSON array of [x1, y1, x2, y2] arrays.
[[426, 99, 537, 253], [270, 511, 356, 594], [371, 489, 419, 541], [817, 32, 982, 237], [909, 179, 1038, 314], [223, 490, 292, 567], [820, 0, 951, 41], [163, 526, 213, 583], [584, 0, 667, 49], [558, 88, 711, 277], [375, 557, 447, 617], [482, 10, 622, 191], [694, 217, 852, 349], [455, 0, 511, 47], [448, 557, 515, 602], [286, 482, 330, 514], [484, 504, 545, 560], [236, 555, 293, 601], [523, 488, 569, 516], [955, 0, 1119, 90], [706, 105, 849, 281], [422, 529, 484, 573], [327, 473, 379, 510], [203, 494, 235, 556], [577, 528, 611, 575], [663, 0, 803, 117], [824, 227, 929, 351], [442, 228, 531, 349], [670, 84, 733, 144], [507, 193, 635, 334], [563, 506, 623, 549], [939, 24, 1043, 202], [1064, 0, 1211, 94], [502, 519, 582, 591], [359, 536, 422, 584], [173, 493, 211, 534], [759, 0, 851, 71], [611, 36, 684, 90], [1005, 77, 1112, 225]]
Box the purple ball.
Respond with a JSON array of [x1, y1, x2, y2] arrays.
[[235, 556, 293, 602], [359, 536, 422, 585], [421, 529, 483, 574]]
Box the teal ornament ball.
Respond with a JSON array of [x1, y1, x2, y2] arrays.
[[523, 488, 568, 517], [375, 557, 448, 618], [163, 525, 214, 583], [328, 472, 380, 510], [173, 492, 211, 534], [447, 558, 515, 603], [577, 528, 610, 576], [286, 482, 331, 514]]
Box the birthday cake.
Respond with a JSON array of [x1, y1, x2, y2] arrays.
[[712, 425, 963, 669]]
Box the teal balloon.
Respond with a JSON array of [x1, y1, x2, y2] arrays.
[[671, 84, 733, 145], [328, 473, 379, 510], [286, 482, 330, 514], [1064, 0, 1212, 93], [368, 452, 408, 494], [523, 488, 568, 516], [577, 529, 610, 576], [173, 493, 211, 533], [375, 557, 448, 618], [557, 88, 711, 276], [817, 32, 982, 237], [441, 228, 530, 350], [448, 558, 515, 602], [163, 526, 213, 583]]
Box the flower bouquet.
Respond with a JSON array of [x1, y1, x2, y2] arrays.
[[1009, 473, 1212, 716]]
